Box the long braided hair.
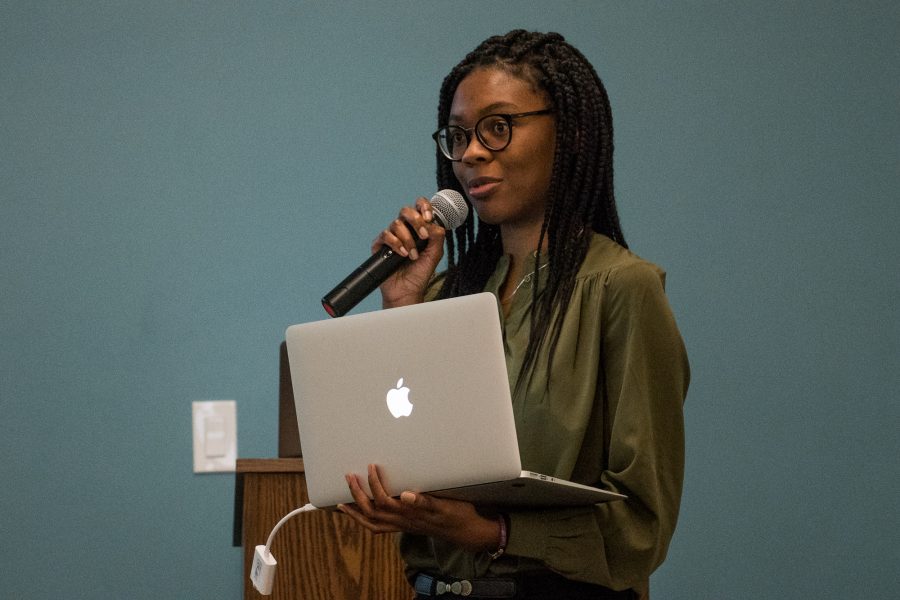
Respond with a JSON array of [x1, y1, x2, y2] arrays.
[[435, 30, 626, 391]]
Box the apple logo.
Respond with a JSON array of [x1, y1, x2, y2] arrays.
[[386, 378, 413, 418]]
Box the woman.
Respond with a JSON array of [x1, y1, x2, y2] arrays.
[[338, 30, 689, 600]]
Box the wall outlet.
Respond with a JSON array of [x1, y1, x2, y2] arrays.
[[192, 400, 237, 473]]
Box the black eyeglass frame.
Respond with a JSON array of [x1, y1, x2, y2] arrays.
[[431, 108, 553, 162]]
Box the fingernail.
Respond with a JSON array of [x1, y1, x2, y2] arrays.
[[409, 248, 419, 261], [425, 209, 433, 222], [418, 226, 429, 239], [397, 246, 409, 257]]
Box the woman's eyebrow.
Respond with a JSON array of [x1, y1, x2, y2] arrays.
[[448, 102, 518, 124]]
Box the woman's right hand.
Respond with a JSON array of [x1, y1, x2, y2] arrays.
[[373, 197, 446, 309]]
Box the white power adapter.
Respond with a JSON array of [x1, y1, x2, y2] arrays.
[[251, 545, 278, 595], [250, 503, 318, 595]]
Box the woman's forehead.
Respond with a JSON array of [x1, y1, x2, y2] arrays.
[[449, 67, 546, 122]]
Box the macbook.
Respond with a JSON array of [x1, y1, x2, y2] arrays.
[[285, 292, 625, 509]]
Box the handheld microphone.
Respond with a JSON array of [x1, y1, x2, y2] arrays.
[[321, 189, 468, 317]]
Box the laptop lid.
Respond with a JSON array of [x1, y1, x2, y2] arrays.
[[285, 293, 522, 508]]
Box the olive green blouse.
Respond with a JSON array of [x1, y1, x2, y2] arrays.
[[399, 233, 689, 593]]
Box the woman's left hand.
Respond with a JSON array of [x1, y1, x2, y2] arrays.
[[337, 464, 500, 554]]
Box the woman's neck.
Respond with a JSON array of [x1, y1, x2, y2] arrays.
[[500, 222, 546, 270], [498, 223, 548, 315]]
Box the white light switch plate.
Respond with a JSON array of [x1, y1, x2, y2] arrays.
[[192, 400, 237, 473]]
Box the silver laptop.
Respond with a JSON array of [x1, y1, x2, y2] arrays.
[[285, 292, 625, 509]]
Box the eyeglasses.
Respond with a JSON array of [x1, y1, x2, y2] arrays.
[[431, 109, 553, 162]]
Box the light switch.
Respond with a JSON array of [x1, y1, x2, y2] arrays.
[[192, 400, 237, 473], [204, 415, 227, 457]]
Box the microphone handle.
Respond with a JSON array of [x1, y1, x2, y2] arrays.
[[321, 224, 427, 317]]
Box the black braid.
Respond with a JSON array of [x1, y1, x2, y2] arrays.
[[434, 30, 627, 391]]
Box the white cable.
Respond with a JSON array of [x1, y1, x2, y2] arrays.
[[251, 503, 318, 595], [264, 503, 317, 553]]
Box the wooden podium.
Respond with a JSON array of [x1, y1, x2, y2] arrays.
[[235, 458, 412, 599]]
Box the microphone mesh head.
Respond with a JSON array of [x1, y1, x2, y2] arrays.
[[430, 189, 469, 230]]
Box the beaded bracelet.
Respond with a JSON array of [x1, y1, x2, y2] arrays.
[[488, 513, 508, 560]]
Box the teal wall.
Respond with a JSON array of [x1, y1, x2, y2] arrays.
[[2, 2, 897, 598]]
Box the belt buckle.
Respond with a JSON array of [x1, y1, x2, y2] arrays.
[[435, 579, 473, 596]]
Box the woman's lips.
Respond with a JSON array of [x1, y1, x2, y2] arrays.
[[467, 178, 502, 199]]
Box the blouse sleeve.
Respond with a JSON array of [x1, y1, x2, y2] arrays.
[[503, 262, 690, 590]]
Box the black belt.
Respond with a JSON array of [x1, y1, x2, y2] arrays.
[[414, 573, 516, 598], [413, 572, 635, 599]]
